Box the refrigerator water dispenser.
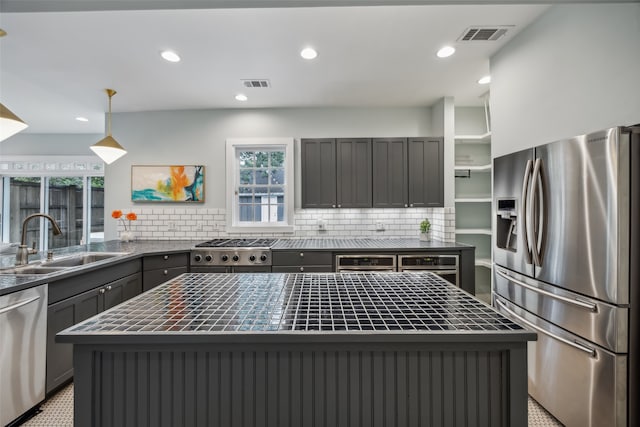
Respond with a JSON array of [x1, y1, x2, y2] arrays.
[[496, 198, 518, 252]]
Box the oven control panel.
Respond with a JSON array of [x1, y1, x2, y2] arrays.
[[191, 248, 272, 266]]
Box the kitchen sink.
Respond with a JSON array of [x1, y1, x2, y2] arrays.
[[0, 266, 69, 275], [44, 252, 130, 267]]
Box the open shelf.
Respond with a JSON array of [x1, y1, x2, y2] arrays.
[[454, 197, 492, 203], [454, 132, 491, 143], [455, 228, 492, 235], [454, 164, 491, 171], [475, 258, 493, 268]]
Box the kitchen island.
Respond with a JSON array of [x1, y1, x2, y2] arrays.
[[58, 272, 534, 427]]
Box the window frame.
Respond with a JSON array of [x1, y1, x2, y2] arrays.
[[226, 137, 295, 233]]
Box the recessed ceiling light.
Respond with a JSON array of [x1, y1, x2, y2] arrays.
[[436, 46, 455, 58], [160, 50, 181, 63], [235, 94, 248, 102], [478, 75, 491, 85], [75, 117, 89, 122], [300, 47, 318, 60]]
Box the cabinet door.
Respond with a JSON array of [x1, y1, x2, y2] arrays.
[[372, 138, 408, 208], [408, 137, 444, 207], [337, 138, 372, 208], [46, 287, 101, 394], [103, 273, 142, 311], [301, 138, 337, 208]]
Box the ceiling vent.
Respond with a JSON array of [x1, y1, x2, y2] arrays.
[[458, 26, 513, 42], [241, 79, 271, 88]]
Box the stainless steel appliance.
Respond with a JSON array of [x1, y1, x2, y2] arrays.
[[492, 126, 640, 427], [398, 254, 458, 286], [190, 238, 275, 272], [0, 284, 48, 426], [335, 254, 396, 272]]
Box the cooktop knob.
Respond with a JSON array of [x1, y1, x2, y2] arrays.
[[232, 255, 239, 262], [260, 254, 267, 262], [205, 255, 212, 262], [221, 254, 229, 262], [249, 255, 256, 262], [194, 254, 202, 262]]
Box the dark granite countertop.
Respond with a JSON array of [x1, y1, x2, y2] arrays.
[[58, 272, 534, 345], [271, 238, 472, 251], [0, 238, 473, 296]]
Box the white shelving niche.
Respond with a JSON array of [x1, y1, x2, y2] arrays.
[[454, 129, 492, 304]]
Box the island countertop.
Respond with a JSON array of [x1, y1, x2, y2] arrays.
[[58, 272, 534, 345]]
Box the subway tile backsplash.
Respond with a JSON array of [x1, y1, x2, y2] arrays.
[[116, 207, 456, 242]]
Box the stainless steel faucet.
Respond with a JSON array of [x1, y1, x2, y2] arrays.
[[15, 213, 62, 266]]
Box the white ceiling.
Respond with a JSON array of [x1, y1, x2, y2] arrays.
[[0, 1, 550, 134]]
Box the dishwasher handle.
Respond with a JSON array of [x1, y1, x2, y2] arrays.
[[0, 295, 40, 315]]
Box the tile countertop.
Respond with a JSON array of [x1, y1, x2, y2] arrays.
[[58, 272, 533, 345], [0, 238, 473, 296]]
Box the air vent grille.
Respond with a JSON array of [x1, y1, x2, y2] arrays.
[[241, 79, 271, 88], [458, 26, 512, 42]]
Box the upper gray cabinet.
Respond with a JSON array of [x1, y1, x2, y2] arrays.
[[408, 137, 444, 207], [372, 138, 408, 208], [336, 138, 372, 208], [301, 136, 443, 209], [301, 138, 337, 208]]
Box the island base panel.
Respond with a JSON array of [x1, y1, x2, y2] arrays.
[[73, 343, 527, 427]]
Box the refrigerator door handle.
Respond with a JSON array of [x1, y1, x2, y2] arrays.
[[521, 159, 534, 264], [495, 267, 597, 312], [530, 158, 547, 267], [495, 298, 596, 357]]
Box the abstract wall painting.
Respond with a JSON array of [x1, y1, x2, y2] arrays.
[[131, 165, 204, 202]]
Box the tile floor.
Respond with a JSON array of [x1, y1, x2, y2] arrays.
[[21, 383, 563, 426]]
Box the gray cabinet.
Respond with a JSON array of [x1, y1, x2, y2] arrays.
[[372, 137, 408, 208], [142, 252, 189, 292], [272, 250, 333, 272], [408, 137, 444, 207], [46, 267, 142, 394], [301, 138, 336, 208], [336, 138, 372, 208]]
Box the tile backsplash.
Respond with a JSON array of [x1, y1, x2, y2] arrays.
[[116, 207, 456, 241]]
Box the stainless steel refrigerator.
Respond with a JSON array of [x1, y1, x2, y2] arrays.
[[492, 126, 639, 427]]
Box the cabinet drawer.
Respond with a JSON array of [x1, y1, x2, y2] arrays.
[[272, 265, 333, 273], [272, 251, 332, 266], [143, 266, 188, 292], [143, 252, 189, 271]]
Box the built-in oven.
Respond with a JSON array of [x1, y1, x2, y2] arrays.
[[335, 254, 396, 272], [398, 254, 459, 286]]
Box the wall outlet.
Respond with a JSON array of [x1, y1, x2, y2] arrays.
[[317, 219, 327, 230], [194, 222, 204, 232], [375, 222, 385, 231], [167, 221, 177, 231]]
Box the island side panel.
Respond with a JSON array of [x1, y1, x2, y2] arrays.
[[72, 341, 528, 427]]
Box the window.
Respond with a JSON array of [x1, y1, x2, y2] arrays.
[[226, 138, 294, 232], [0, 156, 105, 248]]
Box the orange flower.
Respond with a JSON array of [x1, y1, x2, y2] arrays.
[[111, 210, 123, 219], [126, 212, 137, 221]]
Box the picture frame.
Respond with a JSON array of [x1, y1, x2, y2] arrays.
[[131, 165, 205, 202]]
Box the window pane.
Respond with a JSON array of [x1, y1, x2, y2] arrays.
[[270, 151, 284, 167], [239, 204, 254, 222], [90, 177, 105, 242], [255, 152, 269, 168], [254, 169, 269, 185], [239, 170, 254, 185], [239, 152, 255, 167], [49, 177, 84, 248], [270, 169, 285, 185], [9, 177, 41, 245]]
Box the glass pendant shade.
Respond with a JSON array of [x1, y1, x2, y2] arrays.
[[90, 135, 127, 164], [91, 88, 126, 164], [0, 102, 29, 142]]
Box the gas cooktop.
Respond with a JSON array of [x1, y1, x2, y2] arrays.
[[194, 238, 277, 248]]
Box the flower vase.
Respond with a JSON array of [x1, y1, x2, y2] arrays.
[[420, 231, 431, 242], [120, 231, 134, 242]]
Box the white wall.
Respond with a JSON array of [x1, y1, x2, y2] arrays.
[[104, 106, 443, 240], [0, 133, 103, 156], [490, 3, 640, 157]]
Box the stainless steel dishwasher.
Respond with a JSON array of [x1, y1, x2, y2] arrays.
[[398, 254, 459, 286], [0, 284, 48, 426]]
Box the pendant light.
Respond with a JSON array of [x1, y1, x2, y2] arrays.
[[0, 29, 29, 142], [90, 88, 127, 164]]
